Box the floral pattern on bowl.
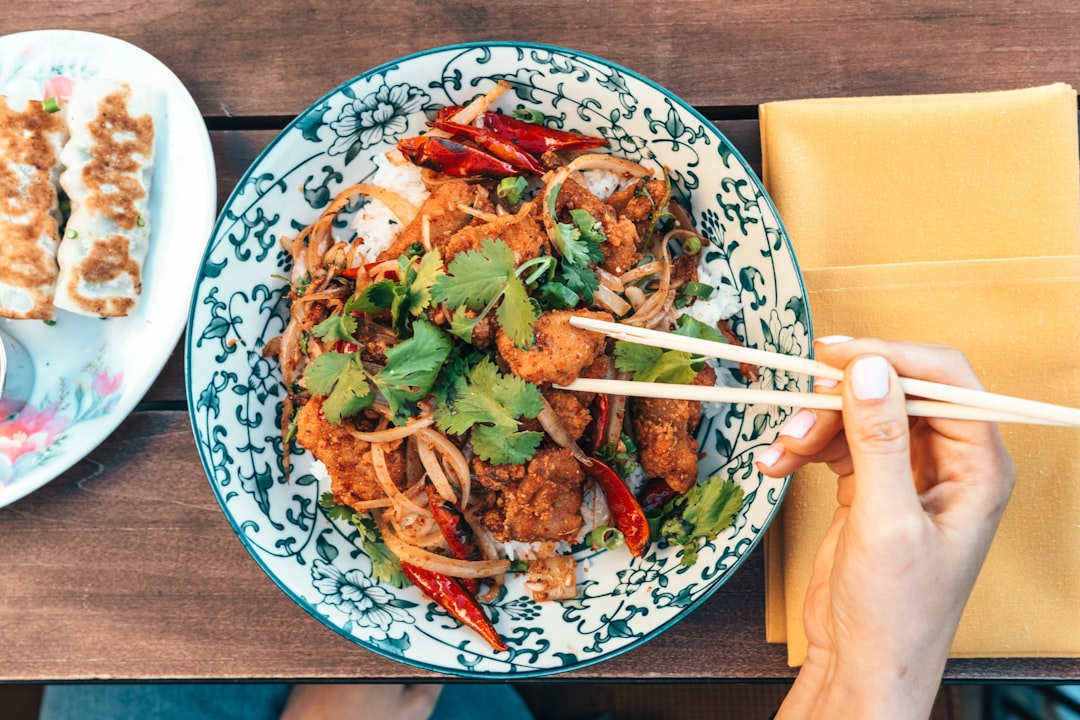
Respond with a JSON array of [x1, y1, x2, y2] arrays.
[[186, 42, 809, 678]]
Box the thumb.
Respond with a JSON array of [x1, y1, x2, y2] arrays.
[[842, 355, 918, 514]]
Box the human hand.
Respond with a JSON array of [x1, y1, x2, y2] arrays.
[[279, 683, 442, 720], [763, 338, 1016, 720]]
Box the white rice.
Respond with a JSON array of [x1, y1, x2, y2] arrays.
[[678, 250, 746, 419], [350, 159, 430, 263]]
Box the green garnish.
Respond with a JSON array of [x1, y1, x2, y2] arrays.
[[320, 493, 407, 587], [614, 314, 727, 384], [305, 318, 452, 425], [434, 355, 543, 465], [656, 475, 745, 567], [512, 107, 545, 124], [587, 525, 625, 551], [497, 176, 528, 205], [430, 238, 539, 348], [680, 234, 702, 255], [65, 229, 78, 239], [679, 281, 714, 300], [42, 97, 60, 113], [353, 249, 444, 336]]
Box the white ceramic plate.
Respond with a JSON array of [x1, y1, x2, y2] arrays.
[[0, 30, 215, 508], [188, 42, 809, 677]]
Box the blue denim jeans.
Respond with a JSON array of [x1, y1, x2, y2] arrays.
[[39, 683, 536, 720]]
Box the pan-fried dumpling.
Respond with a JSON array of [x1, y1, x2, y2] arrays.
[[56, 78, 155, 317], [0, 95, 67, 320]]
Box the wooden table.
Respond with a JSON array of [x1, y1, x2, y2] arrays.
[[3, 0, 1079, 683]]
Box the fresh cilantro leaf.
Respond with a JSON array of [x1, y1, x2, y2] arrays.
[[434, 356, 544, 464], [537, 281, 580, 310], [353, 279, 398, 314], [471, 424, 544, 465], [559, 259, 599, 304], [319, 493, 407, 588], [614, 341, 699, 384], [431, 239, 516, 309], [495, 274, 537, 348], [657, 476, 746, 567], [674, 314, 728, 344], [551, 206, 605, 268], [304, 350, 374, 423], [431, 239, 538, 349], [435, 357, 542, 434], [373, 320, 453, 423], [351, 251, 444, 336], [408, 250, 444, 316], [311, 311, 359, 345]]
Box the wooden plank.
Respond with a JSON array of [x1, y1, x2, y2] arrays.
[[5, 1, 1078, 118], [0, 410, 794, 681]]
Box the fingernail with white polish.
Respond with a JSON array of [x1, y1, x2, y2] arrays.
[[815, 335, 854, 345], [851, 355, 890, 400], [779, 409, 816, 439], [756, 444, 784, 468], [814, 377, 839, 389]]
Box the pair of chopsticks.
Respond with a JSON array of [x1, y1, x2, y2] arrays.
[[557, 316, 1080, 427]]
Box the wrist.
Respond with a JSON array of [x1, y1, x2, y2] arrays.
[[777, 649, 943, 720]]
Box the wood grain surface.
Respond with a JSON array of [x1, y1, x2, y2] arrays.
[[2, 0, 1079, 682]]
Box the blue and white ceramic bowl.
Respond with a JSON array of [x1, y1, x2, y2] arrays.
[[186, 42, 809, 678]]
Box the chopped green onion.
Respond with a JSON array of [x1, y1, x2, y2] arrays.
[[497, 176, 528, 205], [680, 234, 703, 255], [42, 318, 57, 326], [42, 97, 60, 114], [679, 281, 714, 300], [588, 525, 625, 551], [512, 108, 545, 124], [136, 215, 145, 227], [65, 229, 78, 239], [508, 559, 531, 573]]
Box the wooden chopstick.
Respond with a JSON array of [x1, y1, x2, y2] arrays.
[[565, 316, 1080, 428]]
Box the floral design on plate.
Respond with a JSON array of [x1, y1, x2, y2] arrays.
[[187, 42, 809, 678], [0, 29, 215, 508]]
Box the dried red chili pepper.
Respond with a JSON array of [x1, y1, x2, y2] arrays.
[[435, 107, 608, 154], [584, 393, 610, 455], [424, 480, 482, 594], [396, 135, 518, 178], [400, 561, 508, 652], [430, 119, 546, 175], [479, 112, 608, 154], [584, 456, 650, 557]]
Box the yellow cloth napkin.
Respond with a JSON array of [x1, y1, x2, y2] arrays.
[[759, 84, 1080, 667]]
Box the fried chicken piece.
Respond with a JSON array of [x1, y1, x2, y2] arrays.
[[539, 387, 592, 442], [376, 180, 490, 261], [630, 364, 716, 494], [496, 309, 613, 385], [476, 448, 585, 543], [554, 177, 641, 274], [295, 398, 407, 509], [437, 200, 549, 262]]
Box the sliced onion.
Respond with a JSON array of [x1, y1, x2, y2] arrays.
[[448, 80, 512, 125], [537, 397, 591, 465], [416, 428, 472, 508], [624, 285, 647, 310], [595, 266, 624, 293], [348, 415, 434, 444], [593, 284, 631, 316], [371, 443, 427, 516], [381, 522, 511, 579], [618, 260, 662, 286], [624, 233, 672, 327], [416, 433, 457, 503]]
